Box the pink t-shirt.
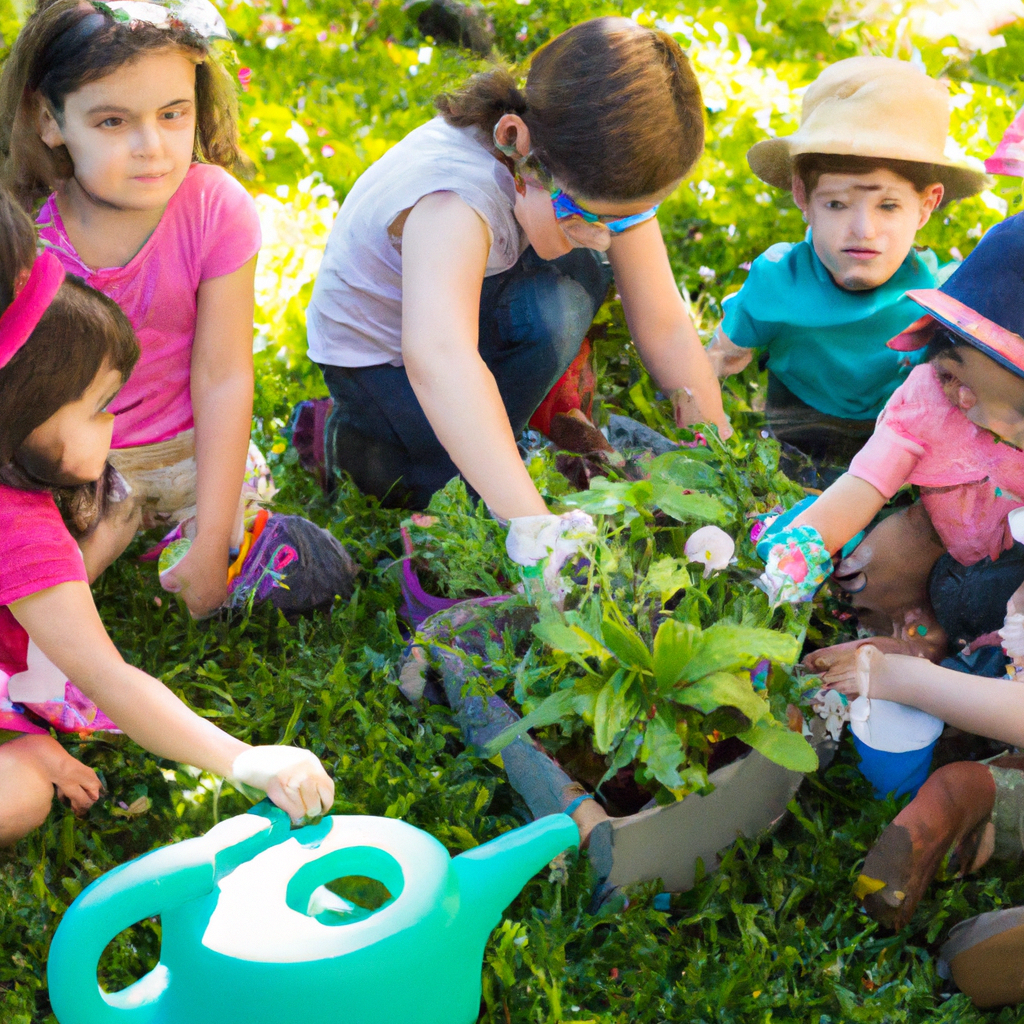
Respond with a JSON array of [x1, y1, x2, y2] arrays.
[[37, 163, 262, 448], [0, 485, 88, 730], [849, 362, 1024, 565]]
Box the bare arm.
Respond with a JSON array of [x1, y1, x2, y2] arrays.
[[792, 473, 888, 553], [402, 192, 548, 520], [11, 581, 334, 818], [12, 582, 246, 775], [609, 220, 730, 437], [164, 257, 258, 617], [871, 653, 1024, 748], [706, 326, 754, 379]]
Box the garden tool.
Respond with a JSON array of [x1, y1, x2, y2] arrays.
[[47, 802, 578, 1024]]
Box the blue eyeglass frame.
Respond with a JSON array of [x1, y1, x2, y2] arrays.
[[549, 188, 660, 234]]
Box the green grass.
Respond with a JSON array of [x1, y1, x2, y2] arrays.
[[6, 0, 1024, 1019]]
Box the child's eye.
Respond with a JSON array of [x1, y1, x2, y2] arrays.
[[880, 202, 899, 212], [161, 110, 184, 121], [825, 200, 846, 210], [100, 117, 123, 128]]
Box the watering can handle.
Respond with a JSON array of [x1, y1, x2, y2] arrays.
[[47, 810, 281, 1024], [47, 837, 214, 1024]]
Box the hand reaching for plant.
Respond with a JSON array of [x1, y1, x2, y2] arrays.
[[506, 511, 596, 601], [160, 535, 229, 619], [670, 386, 733, 440], [230, 745, 335, 824], [756, 523, 832, 605]]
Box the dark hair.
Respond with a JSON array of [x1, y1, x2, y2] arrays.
[[0, 188, 138, 527], [435, 17, 705, 201], [923, 325, 964, 365], [794, 153, 942, 197], [0, 0, 246, 207]]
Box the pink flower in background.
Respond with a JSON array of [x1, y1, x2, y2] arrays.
[[321, 144, 335, 158], [238, 67, 252, 92]]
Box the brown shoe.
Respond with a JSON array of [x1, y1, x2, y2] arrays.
[[941, 907, 1024, 1008], [855, 761, 996, 930]]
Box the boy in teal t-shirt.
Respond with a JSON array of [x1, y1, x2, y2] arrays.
[[707, 56, 985, 469]]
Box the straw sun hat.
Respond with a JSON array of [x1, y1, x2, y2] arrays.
[[747, 56, 989, 204]]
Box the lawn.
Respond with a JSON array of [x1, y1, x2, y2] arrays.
[[4, 0, 1024, 1021]]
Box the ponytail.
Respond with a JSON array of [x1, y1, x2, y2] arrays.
[[434, 64, 528, 139]]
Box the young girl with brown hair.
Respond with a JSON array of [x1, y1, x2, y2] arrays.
[[0, 190, 333, 846], [308, 17, 729, 561], [0, 0, 264, 619]]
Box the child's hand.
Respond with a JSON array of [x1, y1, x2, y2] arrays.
[[671, 387, 733, 440], [230, 746, 335, 824], [161, 536, 228, 619], [30, 734, 103, 814]]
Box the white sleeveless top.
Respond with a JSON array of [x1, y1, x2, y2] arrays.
[[306, 117, 526, 368]]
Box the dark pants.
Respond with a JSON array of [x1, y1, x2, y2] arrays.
[[320, 246, 612, 508], [929, 542, 1024, 648], [765, 372, 877, 467]]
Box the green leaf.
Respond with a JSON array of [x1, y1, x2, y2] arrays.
[[532, 618, 609, 660], [600, 616, 653, 671], [640, 713, 686, 789], [650, 451, 723, 491], [739, 719, 819, 773], [561, 477, 634, 514], [599, 723, 644, 786], [651, 480, 730, 524], [675, 671, 768, 723], [682, 623, 800, 682], [594, 678, 640, 754], [653, 619, 700, 688], [643, 557, 691, 604], [480, 689, 576, 757]]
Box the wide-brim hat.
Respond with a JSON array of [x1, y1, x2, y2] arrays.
[[748, 56, 989, 205], [887, 213, 1024, 379]]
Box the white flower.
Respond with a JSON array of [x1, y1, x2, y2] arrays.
[[811, 687, 849, 742], [684, 525, 735, 578], [697, 265, 716, 283]]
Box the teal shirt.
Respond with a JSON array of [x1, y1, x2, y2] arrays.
[[721, 233, 955, 420]]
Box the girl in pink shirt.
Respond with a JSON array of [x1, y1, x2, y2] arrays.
[[0, 191, 332, 846], [0, 0, 264, 619]]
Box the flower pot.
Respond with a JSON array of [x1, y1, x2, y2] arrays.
[[400, 600, 828, 893]]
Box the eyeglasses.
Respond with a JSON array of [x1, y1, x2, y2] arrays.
[[493, 130, 660, 245], [549, 188, 660, 235]]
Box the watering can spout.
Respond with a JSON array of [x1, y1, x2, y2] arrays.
[[451, 814, 578, 932]]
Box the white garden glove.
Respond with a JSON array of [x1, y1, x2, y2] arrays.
[[506, 511, 595, 604], [230, 746, 335, 824]]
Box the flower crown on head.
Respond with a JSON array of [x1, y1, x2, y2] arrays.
[[90, 0, 230, 41]]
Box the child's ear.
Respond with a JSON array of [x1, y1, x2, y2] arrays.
[[36, 99, 65, 150], [791, 173, 809, 214], [917, 182, 944, 227]]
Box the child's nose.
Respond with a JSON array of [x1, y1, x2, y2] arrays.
[[132, 122, 163, 158], [852, 207, 877, 240]]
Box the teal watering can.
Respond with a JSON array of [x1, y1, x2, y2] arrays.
[[47, 803, 578, 1024]]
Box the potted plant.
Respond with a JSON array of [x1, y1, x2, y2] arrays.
[[399, 430, 827, 892]]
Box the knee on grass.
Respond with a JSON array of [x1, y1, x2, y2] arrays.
[[0, 734, 62, 845]]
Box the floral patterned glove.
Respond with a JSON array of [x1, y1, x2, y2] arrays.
[[756, 524, 832, 605]]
